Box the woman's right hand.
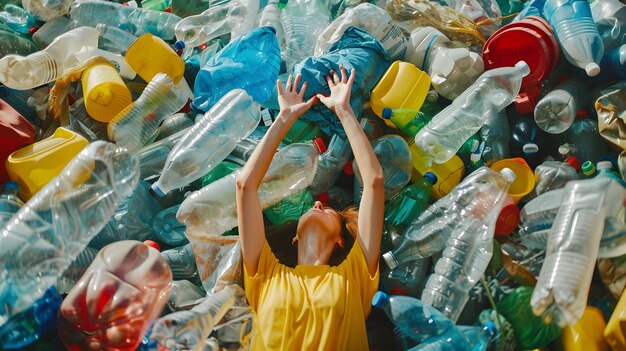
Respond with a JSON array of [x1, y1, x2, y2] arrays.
[[316, 65, 356, 114]]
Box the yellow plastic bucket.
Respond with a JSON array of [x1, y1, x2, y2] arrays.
[[82, 62, 132, 122], [6, 127, 88, 200], [370, 61, 431, 128], [490, 157, 534, 203]]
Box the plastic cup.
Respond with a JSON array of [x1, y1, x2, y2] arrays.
[[81, 62, 132, 123], [125, 33, 185, 84], [490, 157, 535, 203]]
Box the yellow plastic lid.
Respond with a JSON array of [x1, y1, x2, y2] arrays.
[[82, 62, 132, 122], [490, 157, 535, 203], [125, 33, 185, 84]]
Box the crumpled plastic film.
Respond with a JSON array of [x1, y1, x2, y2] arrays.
[[385, 0, 486, 47], [596, 88, 626, 151], [185, 232, 243, 293]]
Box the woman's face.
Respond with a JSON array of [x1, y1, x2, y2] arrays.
[[296, 201, 342, 240]]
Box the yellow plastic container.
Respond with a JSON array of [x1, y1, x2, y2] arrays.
[[409, 142, 464, 199], [605, 289, 626, 350], [82, 62, 132, 122], [6, 127, 88, 200], [490, 157, 534, 203], [560, 307, 608, 351], [125, 33, 185, 84], [370, 61, 431, 128]]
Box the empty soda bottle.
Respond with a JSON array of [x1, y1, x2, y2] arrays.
[[0, 141, 139, 328], [414, 62, 530, 164], [152, 89, 260, 197], [308, 135, 353, 195], [149, 285, 236, 351], [0, 4, 38, 35], [58, 241, 173, 351]]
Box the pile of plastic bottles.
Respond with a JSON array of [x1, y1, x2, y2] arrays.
[[0, 0, 625, 349]]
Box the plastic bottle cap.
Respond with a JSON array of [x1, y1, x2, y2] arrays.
[[382, 107, 392, 119], [423, 172, 438, 184], [150, 183, 167, 197], [174, 40, 185, 50], [3, 181, 19, 191], [597, 160, 613, 170], [558, 144, 570, 155], [382, 252, 397, 269], [312, 137, 327, 154], [585, 62, 601, 77], [343, 161, 354, 175], [495, 195, 520, 236], [28, 26, 39, 36], [316, 192, 330, 205], [372, 291, 389, 308], [582, 160, 596, 175], [565, 156, 581, 171], [143, 240, 161, 251], [515, 61, 531, 77], [500, 168, 517, 183], [484, 321, 497, 337], [522, 143, 539, 155], [389, 288, 410, 296]]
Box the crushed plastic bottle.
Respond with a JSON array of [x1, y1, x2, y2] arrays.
[[0, 141, 139, 328]]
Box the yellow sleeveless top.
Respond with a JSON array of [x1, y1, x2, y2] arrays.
[[244, 239, 379, 350]]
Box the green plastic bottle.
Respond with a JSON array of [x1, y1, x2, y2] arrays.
[[381, 108, 431, 138], [264, 188, 315, 226], [384, 172, 437, 234], [201, 161, 241, 188]]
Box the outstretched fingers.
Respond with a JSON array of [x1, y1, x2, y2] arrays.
[[276, 79, 283, 95], [339, 65, 348, 83], [348, 68, 356, 86]]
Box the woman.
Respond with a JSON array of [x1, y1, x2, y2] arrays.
[[236, 66, 384, 350]]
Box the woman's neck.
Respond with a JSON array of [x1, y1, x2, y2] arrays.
[[296, 231, 336, 266]]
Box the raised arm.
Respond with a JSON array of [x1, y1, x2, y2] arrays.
[[237, 75, 317, 276], [316, 66, 384, 276]]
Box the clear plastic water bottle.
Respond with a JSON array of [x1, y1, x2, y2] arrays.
[[590, 0, 626, 50], [518, 188, 563, 249], [281, 0, 331, 70], [88, 180, 163, 250], [152, 89, 261, 197], [259, 0, 287, 53], [382, 258, 430, 298], [162, 243, 200, 283], [384, 172, 437, 235], [0, 28, 39, 57], [0, 181, 24, 229], [0, 141, 139, 327], [177, 143, 318, 234], [372, 291, 486, 350], [138, 127, 191, 180], [31, 15, 78, 49], [174, 0, 259, 50], [354, 135, 413, 201], [532, 159, 580, 197], [58, 241, 172, 351], [531, 177, 626, 326], [108, 73, 188, 152], [69, 0, 182, 40], [192, 26, 280, 113], [405, 26, 485, 100], [22, 0, 73, 20], [0, 26, 99, 90], [150, 285, 236, 351], [153, 205, 189, 247], [534, 79, 587, 134], [0, 4, 38, 35], [96, 23, 139, 54], [543, 0, 604, 76], [480, 110, 510, 162], [414, 61, 530, 164], [308, 135, 353, 195]]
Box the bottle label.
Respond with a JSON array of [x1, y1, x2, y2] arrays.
[[380, 21, 408, 60]]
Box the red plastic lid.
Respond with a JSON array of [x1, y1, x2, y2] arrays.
[[565, 156, 582, 171], [312, 137, 327, 154], [316, 192, 331, 205], [28, 26, 39, 36], [495, 195, 520, 236], [143, 240, 161, 251], [343, 160, 354, 175]]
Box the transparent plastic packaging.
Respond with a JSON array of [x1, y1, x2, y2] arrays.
[[0, 26, 99, 90], [177, 143, 318, 235], [0, 182, 24, 229], [414, 61, 529, 164], [152, 90, 261, 196], [138, 127, 190, 180], [281, 0, 331, 70], [0, 4, 38, 34], [95, 23, 139, 54], [22, 0, 74, 21], [162, 243, 201, 283], [591, 0, 626, 50], [308, 135, 353, 195], [0, 141, 139, 328], [58, 241, 172, 351], [69, 0, 182, 40], [532, 160, 579, 197], [150, 285, 236, 351], [534, 79, 587, 134], [0, 28, 39, 58], [531, 177, 626, 326], [108, 73, 188, 152]]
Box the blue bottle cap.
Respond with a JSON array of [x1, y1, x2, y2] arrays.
[[381, 107, 392, 119], [3, 181, 19, 191], [423, 172, 437, 184], [372, 291, 389, 308], [150, 182, 166, 198], [484, 321, 497, 338], [174, 40, 185, 51]]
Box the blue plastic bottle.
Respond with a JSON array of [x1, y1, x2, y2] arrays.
[[543, 0, 604, 76], [0, 4, 38, 35], [192, 26, 280, 113]]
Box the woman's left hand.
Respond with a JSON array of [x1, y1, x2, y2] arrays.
[[277, 74, 317, 120]]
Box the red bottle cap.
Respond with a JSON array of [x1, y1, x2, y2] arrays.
[[198, 43, 208, 51], [495, 195, 520, 236], [164, 6, 172, 12], [28, 26, 39, 36], [316, 192, 330, 205], [343, 160, 354, 175], [312, 137, 327, 154], [565, 156, 582, 171], [143, 240, 161, 251]]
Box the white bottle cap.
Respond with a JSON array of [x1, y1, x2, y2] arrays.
[[382, 252, 398, 270], [597, 161, 613, 170], [500, 167, 517, 183], [585, 62, 601, 77], [523, 143, 539, 154]]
